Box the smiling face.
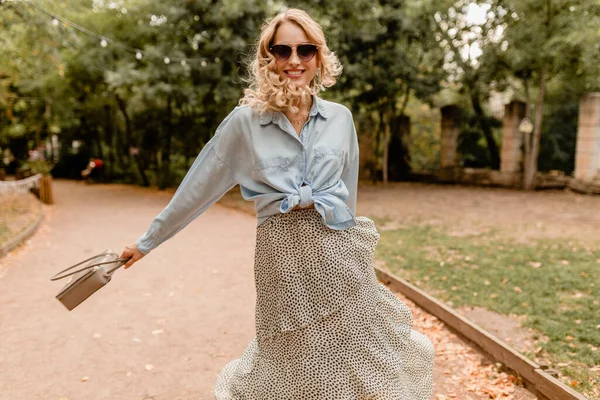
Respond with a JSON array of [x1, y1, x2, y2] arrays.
[[271, 21, 318, 89]]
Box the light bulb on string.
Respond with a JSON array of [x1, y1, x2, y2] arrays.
[[136, 52, 143, 60], [164, 57, 171, 65], [52, 18, 59, 27], [100, 39, 108, 48]]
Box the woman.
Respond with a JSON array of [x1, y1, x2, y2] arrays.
[[121, 8, 434, 399]]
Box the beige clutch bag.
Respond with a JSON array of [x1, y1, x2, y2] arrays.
[[50, 250, 130, 311]]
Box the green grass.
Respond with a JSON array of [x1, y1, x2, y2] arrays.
[[375, 222, 599, 396]]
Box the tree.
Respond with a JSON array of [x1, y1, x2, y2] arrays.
[[314, 0, 445, 183], [498, 0, 600, 189], [428, 0, 509, 170]]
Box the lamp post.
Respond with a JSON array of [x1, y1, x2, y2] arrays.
[[518, 117, 534, 136]]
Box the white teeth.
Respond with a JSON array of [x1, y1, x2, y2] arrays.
[[287, 71, 303, 76]]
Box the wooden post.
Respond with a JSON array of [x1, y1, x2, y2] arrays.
[[39, 175, 54, 204]]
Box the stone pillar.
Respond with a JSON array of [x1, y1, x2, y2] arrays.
[[439, 105, 461, 181], [574, 93, 600, 181], [501, 101, 526, 173], [498, 101, 526, 186]]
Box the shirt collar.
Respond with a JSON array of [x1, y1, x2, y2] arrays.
[[259, 95, 328, 126]]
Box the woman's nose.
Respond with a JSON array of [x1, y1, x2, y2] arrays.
[[288, 49, 301, 65]]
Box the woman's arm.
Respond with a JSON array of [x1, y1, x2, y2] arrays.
[[135, 143, 236, 255], [122, 109, 242, 266]]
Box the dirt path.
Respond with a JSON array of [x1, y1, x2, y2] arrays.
[[357, 182, 600, 245], [0, 180, 257, 400], [0, 180, 536, 400]]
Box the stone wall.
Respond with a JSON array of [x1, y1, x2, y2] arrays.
[[439, 105, 461, 182]]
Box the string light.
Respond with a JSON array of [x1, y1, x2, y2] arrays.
[[18, 0, 206, 65]]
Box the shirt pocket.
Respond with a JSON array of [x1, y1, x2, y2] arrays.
[[252, 156, 292, 185], [312, 147, 346, 186]]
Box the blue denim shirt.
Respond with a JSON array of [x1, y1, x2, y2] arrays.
[[136, 96, 359, 254]]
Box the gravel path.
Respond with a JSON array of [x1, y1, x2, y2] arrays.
[[0, 180, 537, 400]]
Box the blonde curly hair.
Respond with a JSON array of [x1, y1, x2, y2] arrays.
[[239, 8, 343, 114]]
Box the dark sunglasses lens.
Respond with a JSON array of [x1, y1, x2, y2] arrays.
[[297, 45, 318, 61], [271, 45, 292, 61]]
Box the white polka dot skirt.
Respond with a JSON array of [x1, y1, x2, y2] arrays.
[[215, 209, 434, 399]]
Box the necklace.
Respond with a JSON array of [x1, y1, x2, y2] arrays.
[[288, 111, 309, 126]]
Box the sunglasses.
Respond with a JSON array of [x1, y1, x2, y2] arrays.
[[269, 44, 319, 62]]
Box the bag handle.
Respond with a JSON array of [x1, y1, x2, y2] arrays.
[[50, 253, 131, 281]]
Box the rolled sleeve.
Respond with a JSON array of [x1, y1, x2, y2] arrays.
[[340, 114, 359, 214]]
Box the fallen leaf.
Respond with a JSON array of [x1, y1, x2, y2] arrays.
[[528, 261, 542, 268], [145, 364, 154, 371], [152, 329, 164, 335], [81, 377, 89, 382], [514, 286, 523, 294]]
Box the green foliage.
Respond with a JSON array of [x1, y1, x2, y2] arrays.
[[538, 101, 578, 173], [458, 111, 502, 168], [0, 0, 598, 185], [22, 159, 53, 175], [406, 98, 441, 173]]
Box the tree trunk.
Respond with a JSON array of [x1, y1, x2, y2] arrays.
[[115, 94, 149, 186], [386, 87, 412, 181], [103, 105, 114, 179], [382, 109, 391, 185], [523, 69, 546, 190], [159, 96, 173, 189], [470, 93, 500, 169], [372, 112, 383, 183], [522, 78, 532, 176], [388, 114, 411, 181]]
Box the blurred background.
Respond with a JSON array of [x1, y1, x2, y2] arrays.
[[1, 0, 598, 190]]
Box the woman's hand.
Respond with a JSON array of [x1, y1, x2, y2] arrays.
[[120, 243, 145, 269]]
